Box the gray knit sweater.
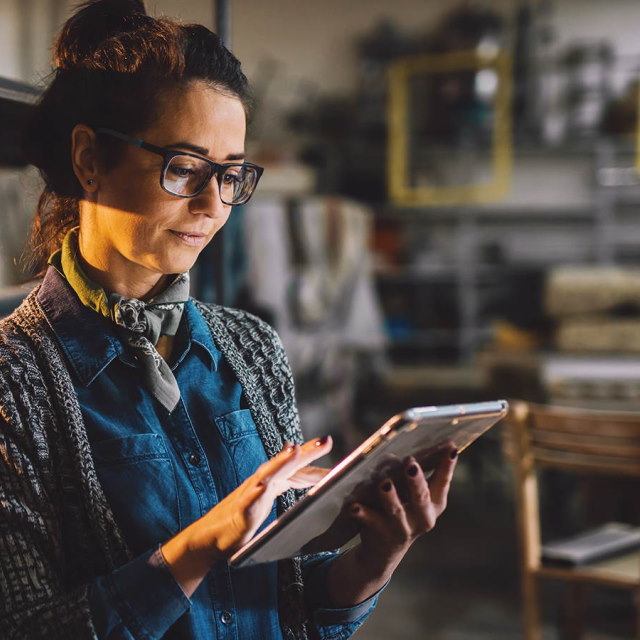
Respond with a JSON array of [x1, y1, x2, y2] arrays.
[[0, 287, 313, 639]]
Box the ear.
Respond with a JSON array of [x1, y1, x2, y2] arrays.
[[70, 124, 100, 193]]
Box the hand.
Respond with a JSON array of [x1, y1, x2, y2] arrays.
[[194, 436, 333, 555], [349, 448, 457, 573], [324, 447, 458, 608], [161, 436, 332, 595]]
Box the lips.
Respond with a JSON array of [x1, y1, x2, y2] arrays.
[[169, 230, 208, 247]]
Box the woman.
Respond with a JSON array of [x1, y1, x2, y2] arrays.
[[0, 1, 457, 639]]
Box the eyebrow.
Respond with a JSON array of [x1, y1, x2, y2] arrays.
[[167, 141, 245, 162]]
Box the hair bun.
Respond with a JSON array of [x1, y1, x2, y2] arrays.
[[54, 0, 149, 69]]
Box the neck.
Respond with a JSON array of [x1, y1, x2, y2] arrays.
[[76, 227, 170, 301], [77, 252, 171, 300]]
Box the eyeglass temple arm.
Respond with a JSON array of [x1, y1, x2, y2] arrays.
[[95, 128, 163, 155]]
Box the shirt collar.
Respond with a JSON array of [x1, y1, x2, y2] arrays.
[[37, 267, 222, 386], [37, 266, 123, 386]]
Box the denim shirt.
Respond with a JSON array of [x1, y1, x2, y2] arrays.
[[38, 269, 378, 640]]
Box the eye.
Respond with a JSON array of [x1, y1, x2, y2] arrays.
[[221, 167, 243, 184], [168, 164, 197, 178]]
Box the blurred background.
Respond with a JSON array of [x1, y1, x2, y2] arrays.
[[2, 0, 640, 638]]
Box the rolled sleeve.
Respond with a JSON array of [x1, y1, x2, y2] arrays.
[[302, 553, 385, 639], [89, 546, 191, 639]]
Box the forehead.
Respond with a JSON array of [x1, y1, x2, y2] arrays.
[[143, 81, 247, 156]]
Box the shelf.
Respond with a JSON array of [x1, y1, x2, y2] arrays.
[[372, 139, 640, 364], [375, 264, 548, 282], [385, 330, 460, 347], [0, 76, 39, 106], [376, 269, 458, 283], [376, 206, 595, 222]]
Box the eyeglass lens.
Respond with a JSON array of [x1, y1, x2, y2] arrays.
[[163, 155, 258, 204]]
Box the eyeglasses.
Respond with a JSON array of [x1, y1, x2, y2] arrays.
[[96, 128, 263, 205]]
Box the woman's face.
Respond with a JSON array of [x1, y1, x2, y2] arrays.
[[78, 80, 247, 296]]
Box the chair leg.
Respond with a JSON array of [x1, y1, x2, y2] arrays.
[[634, 588, 640, 640], [523, 573, 543, 640], [562, 582, 585, 640]]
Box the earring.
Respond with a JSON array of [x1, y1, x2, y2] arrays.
[[87, 179, 94, 186]]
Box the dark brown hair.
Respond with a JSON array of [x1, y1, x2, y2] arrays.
[[22, 0, 251, 276]]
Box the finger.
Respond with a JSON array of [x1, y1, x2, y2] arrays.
[[348, 502, 387, 531], [299, 435, 333, 460], [238, 478, 269, 510], [252, 442, 300, 485], [272, 436, 333, 479], [403, 457, 435, 530], [288, 465, 331, 489], [428, 448, 458, 505], [378, 478, 410, 532], [258, 436, 333, 490], [404, 457, 431, 507]]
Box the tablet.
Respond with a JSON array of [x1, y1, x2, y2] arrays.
[[230, 399, 509, 567]]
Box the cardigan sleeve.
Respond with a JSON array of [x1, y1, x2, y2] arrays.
[[0, 375, 98, 637]]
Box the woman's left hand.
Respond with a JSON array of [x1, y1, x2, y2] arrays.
[[325, 447, 458, 607], [349, 449, 457, 573]]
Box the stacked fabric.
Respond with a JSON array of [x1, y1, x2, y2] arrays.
[[545, 267, 640, 352]]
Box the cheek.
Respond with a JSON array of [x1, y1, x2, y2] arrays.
[[99, 207, 165, 256]]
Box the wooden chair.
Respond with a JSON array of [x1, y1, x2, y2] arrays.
[[504, 400, 640, 640]]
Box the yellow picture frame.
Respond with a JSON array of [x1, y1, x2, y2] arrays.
[[387, 50, 513, 206], [636, 78, 640, 173]]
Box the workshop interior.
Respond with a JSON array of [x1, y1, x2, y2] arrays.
[[1, 1, 640, 638]]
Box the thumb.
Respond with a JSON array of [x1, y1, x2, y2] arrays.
[[348, 502, 385, 531], [289, 465, 331, 489]]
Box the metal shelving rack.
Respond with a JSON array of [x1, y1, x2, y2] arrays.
[[376, 139, 640, 365]]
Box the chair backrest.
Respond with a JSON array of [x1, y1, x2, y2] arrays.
[[508, 399, 640, 477], [505, 399, 640, 571]]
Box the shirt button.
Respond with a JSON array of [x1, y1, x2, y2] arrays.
[[220, 611, 233, 625], [188, 453, 202, 466]]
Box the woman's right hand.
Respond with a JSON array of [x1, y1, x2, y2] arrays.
[[161, 437, 332, 595]]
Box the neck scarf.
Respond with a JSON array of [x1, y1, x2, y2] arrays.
[[49, 228, 189, 412]]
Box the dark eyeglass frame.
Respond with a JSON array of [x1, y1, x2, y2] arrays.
[[95, 127, 264, 205]]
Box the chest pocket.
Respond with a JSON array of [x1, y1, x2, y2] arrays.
[[215, 409, 270, 488], [90, 433, 181, 554]]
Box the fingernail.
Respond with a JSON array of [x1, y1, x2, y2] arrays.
[[407, 464, 419, 477], [315, 435, 330, 446], [283, 441, 295, 452], [450, 449, 458, 460], [381, 480, 392, 492], [350, 504, 361, 515]]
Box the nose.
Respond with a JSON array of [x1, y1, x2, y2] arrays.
[[187, 174, 229, 218]]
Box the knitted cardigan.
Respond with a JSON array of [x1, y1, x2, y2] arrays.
[[0, 287, 314, 640]]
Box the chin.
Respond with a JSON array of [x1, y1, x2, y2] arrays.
[[161, 247, 204, 274]]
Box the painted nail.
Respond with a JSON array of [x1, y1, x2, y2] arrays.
[[450, 449, 459, 460], [381, 480, 392, 492], [315, 435, 330, 446], [407, 464, 419, 477]]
